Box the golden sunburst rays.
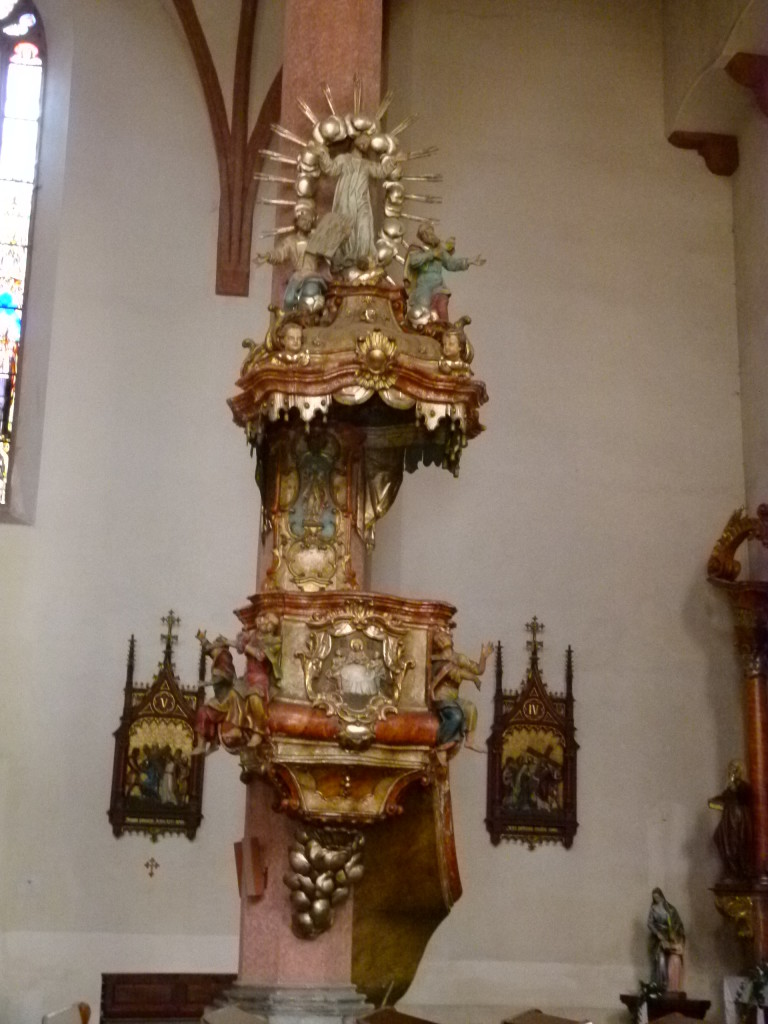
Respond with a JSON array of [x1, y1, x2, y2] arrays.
[[297, 98, 319, 126], [388, 113, 417, 137], [402, 192, 442, 204], [257, 197, 296, 209], [401, 172, 443, 183], [253, 78, 444, 267], [384, 183, 441, 231], [322, 82, 337, 115], [399, 211, 440, 223], [257, 121, 315, 212], [258, 149, 297, 167], [399, 146, 439, 161], [374, 90, 394, 122], [269, 123, 308, 147], [252, 173, 295, 186]]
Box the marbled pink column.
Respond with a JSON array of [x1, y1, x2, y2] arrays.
[[281, 0, 382, 122], [239, 1, 383, 988], [238, 782, 354, 984]]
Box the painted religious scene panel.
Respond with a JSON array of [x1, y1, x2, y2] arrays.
[[108, 615, 206, 841], [486, 619, 579, 849]]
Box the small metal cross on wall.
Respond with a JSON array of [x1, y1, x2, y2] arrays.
[[144, 857, 159, 878]]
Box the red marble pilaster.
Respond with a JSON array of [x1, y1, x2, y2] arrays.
[[236, 0, 384, 992], [280, 0, 382, 137], [238, 781, 354, 985]]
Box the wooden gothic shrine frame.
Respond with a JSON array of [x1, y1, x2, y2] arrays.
[[486, 617, 578, 849], [108, 612, 206, 841]]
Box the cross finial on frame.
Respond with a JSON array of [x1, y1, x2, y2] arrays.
[[525, 615, 544, 658], [161, 610, 180, 666]]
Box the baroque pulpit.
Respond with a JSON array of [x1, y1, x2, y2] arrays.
[[188, 4, 491, 1020]]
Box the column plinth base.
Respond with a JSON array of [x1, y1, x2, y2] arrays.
[[204, 984, 371, 1024]]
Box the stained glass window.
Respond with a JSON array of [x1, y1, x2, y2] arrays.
[[0, 1, 43, 506]]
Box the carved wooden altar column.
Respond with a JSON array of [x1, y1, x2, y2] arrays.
[[708, 507, 768, 962]]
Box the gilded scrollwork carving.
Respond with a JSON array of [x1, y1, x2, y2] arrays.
[[355, 330, 398, 392], [283, 826, 364, 939], [707, 505, 768, 582], [714, 891, 754, 940], [297, 603, 414, 749], [261, 429, 357, 593], [360, 446, 404, 549]]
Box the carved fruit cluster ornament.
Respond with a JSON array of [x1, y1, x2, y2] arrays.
[[283, 827, 365, 938]]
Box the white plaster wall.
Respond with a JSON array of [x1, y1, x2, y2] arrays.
[[382, 0, 745, 1018], [0, 0, 748, 1021], [660, 0, 768, 143], [661, 0, 749, 133], [0, 0, 281, 1019], [732, 112, 768, 575]]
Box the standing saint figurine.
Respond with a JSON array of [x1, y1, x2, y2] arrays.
[[312, 128, 397, 270], [252, 204, 348, 313], [430, 629, 493, 751], [192, 633, 237, 755], [237, 612, 282, 698], [647, 888, 685, 992], [193, 629, 272, 754], [709, 759, 753, 881], [405, 222, 485, 324]]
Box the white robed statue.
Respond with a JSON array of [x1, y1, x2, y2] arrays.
[[313, 134, 397, 269]]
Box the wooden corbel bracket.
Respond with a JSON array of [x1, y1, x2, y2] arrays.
[[668, 131, 739, 176]]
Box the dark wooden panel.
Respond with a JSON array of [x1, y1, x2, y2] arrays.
[[101, 973, 236, 1020]]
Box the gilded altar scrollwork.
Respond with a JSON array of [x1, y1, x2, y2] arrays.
[[714, 891, 754, 940], [707, 505, 768, 582], [358, 442, 404, 549], [297, 602, 414, 749], [354, 330, 399, 392]]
